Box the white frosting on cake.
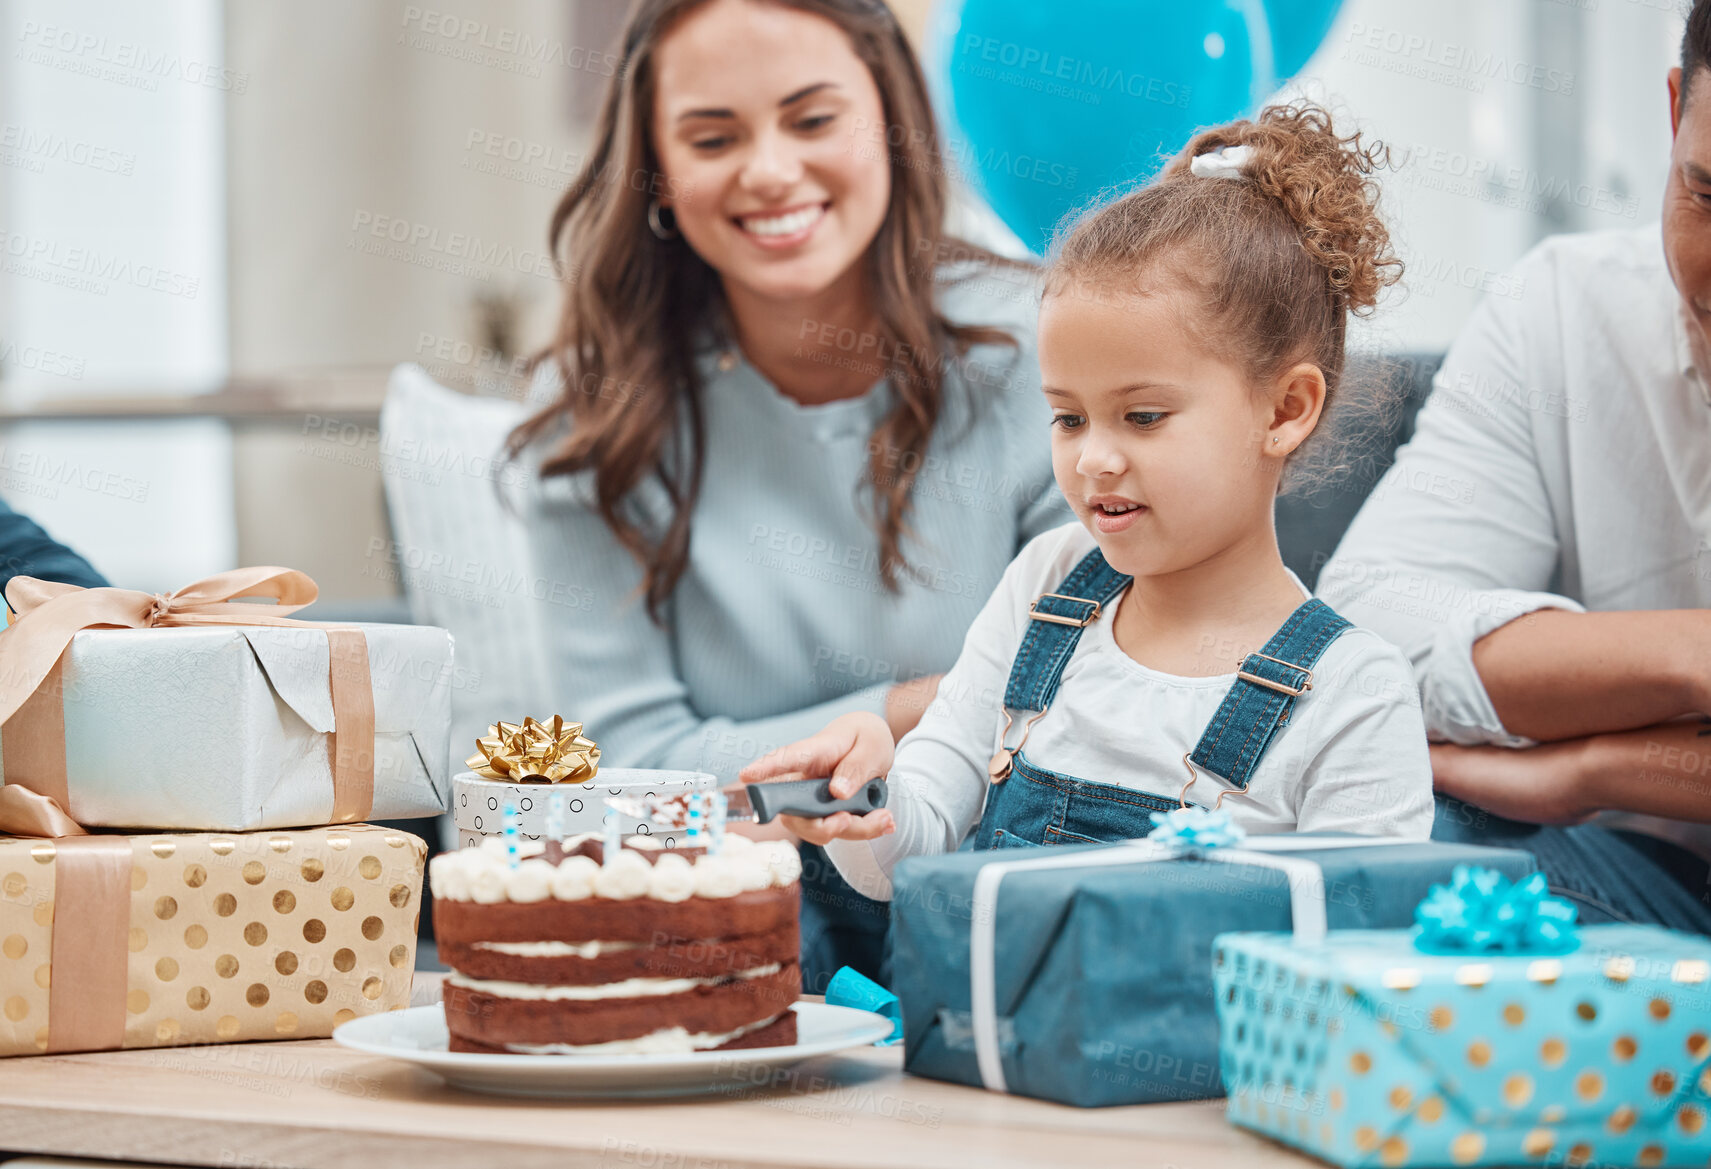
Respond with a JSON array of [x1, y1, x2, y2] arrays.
[[446, 962, 782, 1001], [430, 837, 802, 903], [592, 850, 653, 900], [549, 856, 600, 901], [506, 859, 556, 903], [471, 939, 641, 958], [690, 856, 741, 899], [502, 1011, 785, 1055], [648, 853, 696, 902], [469, 864, 509, 905], [764, 845, 802, 888]]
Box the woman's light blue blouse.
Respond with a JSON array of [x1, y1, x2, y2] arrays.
[[519, 269, 1071, 780]]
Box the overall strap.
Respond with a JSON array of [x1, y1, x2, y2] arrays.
[[1003, 548, 1132, 712], [1188, 598, 1353, 791]]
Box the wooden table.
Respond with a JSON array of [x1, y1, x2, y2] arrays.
[[0, 976, 1320, 1169]]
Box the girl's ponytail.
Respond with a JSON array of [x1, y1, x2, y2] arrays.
[[1166, 103, 1401, 317]]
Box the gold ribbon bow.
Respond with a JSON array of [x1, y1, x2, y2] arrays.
[[467, 716, 600, 783], [0, 568, 377, 825]]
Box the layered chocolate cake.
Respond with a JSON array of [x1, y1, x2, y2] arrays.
[[429, 834, 802, 1054]]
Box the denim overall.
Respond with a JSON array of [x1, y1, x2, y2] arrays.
[[973, 548, 1354, 849]]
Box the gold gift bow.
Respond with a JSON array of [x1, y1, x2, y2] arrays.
[[0, 568, 376, 825], [467, 715, 600, 782], [0, 785, 130, 1054]]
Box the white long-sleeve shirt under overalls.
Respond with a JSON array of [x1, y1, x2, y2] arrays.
[[826, 523, 1437, 901]]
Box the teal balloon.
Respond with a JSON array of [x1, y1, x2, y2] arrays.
[[929, 0, 1344, 254], [1264, 0, 1345, 76]]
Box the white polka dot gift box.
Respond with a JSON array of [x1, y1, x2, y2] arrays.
[[1213, 866, 1711, 1168], [452, 769, 716, 850], [0, 822, 426, 1057], [452, 718, 714, 849]]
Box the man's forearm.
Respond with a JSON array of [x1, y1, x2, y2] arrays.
[[1577, 715, 1711, 824], [1432, 716, 1711, 826], [1471, 609, 1710, 742]]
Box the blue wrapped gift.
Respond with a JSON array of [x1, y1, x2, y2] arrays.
[[1214, 869, 1711, 1167], [889, 826, 1536, 1108]]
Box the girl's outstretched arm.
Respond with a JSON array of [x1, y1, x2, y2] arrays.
[[741, 526, 1085, 899]]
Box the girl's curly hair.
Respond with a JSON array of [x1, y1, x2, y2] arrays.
[[1045, 101, 1405, 493]]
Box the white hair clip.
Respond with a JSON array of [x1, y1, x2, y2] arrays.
[[1189, 144, 1254, 180]]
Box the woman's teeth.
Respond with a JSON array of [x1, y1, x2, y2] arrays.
[[1095, 502, 1140, 515], [739, 205, 825, 237]]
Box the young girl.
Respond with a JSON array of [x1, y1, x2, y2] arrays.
[[740, 102, 1437, 899]]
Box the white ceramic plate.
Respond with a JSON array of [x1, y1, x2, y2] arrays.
[[333, 1003, 895, 1099]]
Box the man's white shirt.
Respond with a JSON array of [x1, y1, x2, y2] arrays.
[[1320, 224, 1711, 856]]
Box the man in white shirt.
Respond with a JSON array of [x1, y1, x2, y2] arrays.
[[1319, 1, 1711, 932]]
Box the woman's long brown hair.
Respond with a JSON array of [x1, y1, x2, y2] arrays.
[[507, 0, 1025, 622]]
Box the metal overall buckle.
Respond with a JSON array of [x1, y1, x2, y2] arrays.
[[989, 588, 1106, 781], [1178, 754, 1243, 811], [1235, 651, 1314, 697], [1026, 592, 1102, 627], [988, 708, 1048, 783], [1175, 649, 1312, 807]]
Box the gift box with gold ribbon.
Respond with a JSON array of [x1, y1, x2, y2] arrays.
[[0, 788, 425, 1057], [0, 568, 452, 830]]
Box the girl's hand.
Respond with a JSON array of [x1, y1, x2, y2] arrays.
[[740, 712, 898, 846], [778, 806, 896, 847]]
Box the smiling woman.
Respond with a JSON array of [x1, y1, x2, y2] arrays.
[[501, 0, 1069, 991], [652, 12, 892, 315], [509, 0, 1037, 620]]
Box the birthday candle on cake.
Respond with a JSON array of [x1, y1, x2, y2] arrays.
[[709, 790, 728, 855], [602, 802, 621, 865], [686, 793, 703, 846], [546, 789, 565, 844], [502, 798, 520, 869]]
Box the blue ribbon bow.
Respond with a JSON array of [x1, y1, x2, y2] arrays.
[[1147, 806, 1248, 852], [1414, 865, 1579, 955]]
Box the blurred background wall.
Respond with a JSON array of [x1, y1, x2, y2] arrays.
[[0, 0, 1686, 606]]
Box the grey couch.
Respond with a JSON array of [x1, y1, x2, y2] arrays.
[[1277, 353, 1443, 589]]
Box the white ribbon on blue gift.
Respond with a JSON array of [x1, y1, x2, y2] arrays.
[[967, 832, 1414, 1094]]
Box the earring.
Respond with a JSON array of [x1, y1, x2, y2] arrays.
[[1271, 437, 1280, 445], [647, 199, 678, 241]]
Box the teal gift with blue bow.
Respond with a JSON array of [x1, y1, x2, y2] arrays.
[[1214, 865, 1711, 1167]]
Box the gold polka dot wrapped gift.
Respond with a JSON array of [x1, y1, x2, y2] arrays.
[[466, 716, 599, 784], [0, 820, 426, 1056], [1212, 891, 1711, 1166]]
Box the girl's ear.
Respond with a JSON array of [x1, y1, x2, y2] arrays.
[[1266, 363, 1327, 457]]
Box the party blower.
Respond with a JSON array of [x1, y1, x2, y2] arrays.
[[606, 777, 889, 827]]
